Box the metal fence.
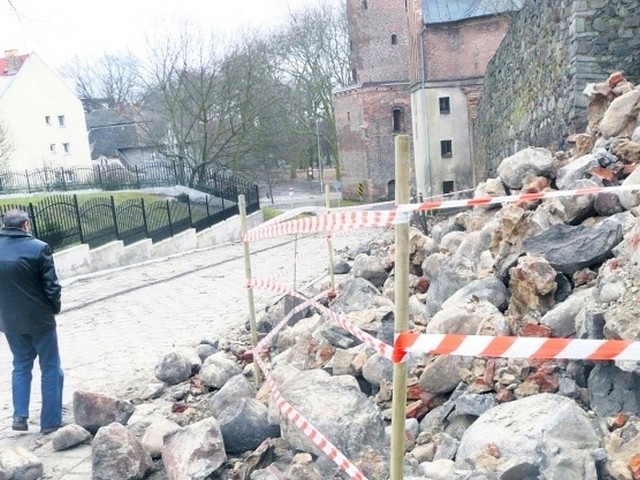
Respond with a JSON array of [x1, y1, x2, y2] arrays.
[[0, 162, 255, 199], [0, 185, 260, 252]]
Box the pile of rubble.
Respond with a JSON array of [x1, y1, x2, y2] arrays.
[[2, 72, 640, 480]]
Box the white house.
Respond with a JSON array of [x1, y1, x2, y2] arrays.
[[0, 49, 92, 171]]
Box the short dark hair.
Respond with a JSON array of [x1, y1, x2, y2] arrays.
[[2, 209, 29, 228]]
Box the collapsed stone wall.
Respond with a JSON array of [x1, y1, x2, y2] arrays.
[[473, 0, 640, 181]]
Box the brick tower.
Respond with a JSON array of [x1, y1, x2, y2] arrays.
[[334, 0, 412, 200]]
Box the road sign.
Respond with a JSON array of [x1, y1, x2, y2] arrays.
[[332, 180, 341, 191], [357, 182, 364, 197]]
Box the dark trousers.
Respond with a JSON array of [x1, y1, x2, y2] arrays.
[[5, 329, 64, 428]]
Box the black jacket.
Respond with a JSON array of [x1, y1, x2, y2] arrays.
[[0, 227, 62, 334]]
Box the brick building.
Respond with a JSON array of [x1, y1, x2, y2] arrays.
[[333, 0, 411, 201], [334, 0, 520, 200], [409, 0, 520, 199]]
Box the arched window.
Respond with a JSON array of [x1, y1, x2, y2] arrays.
[[391, 34, 397, 45]]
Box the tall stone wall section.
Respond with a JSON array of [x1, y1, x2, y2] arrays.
[[474, 0, 640, 180]]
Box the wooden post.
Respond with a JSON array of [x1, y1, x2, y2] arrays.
[[239, 194, 261, 387], [325, 184, 335, 290], [390, 135, 411, 480]]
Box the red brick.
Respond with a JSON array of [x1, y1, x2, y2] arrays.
[[628, 453, 640, 480]]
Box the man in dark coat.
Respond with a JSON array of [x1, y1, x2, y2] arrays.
[[0, 209, 63, 434]]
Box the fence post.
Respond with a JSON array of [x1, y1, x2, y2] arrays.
[[173, 161, 179, 185], [60, 168, 67, 191], [239, 194, 261, 387], [141, 198, 149, 238], [25, 170, 32, 194], [205, 195, 210, 217], [28, 203, 38, 238], [110, 196, 120, 240], [135, 165, 141, 189], [73, 194, 84, 244], [391, 135, 411, 480], [166, 200, 174, 237]]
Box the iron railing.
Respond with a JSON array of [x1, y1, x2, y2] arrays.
[[0, 188, 260, 252], [0, 162, 255, 197]]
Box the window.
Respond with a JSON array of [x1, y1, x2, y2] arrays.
[[362, 0, 367, 9], [49, 144, 57, 154], [440, 140, 452, 158], [352, 68, 358, 83], [45, 115, 51, 126], [62, 143, 70, 154], [393, 108, 404, 132], [439, 97, 451, 114], [443, 181, 455, 194], [57, 115, 65, 127], [391, 34, 397, 45]]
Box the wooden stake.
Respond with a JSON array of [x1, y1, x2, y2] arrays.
[[390, 135, 410, 480], [239, 194, 261, 387], [325, 184, 335, 290]]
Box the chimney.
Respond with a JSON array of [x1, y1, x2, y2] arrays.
[[4, 49, 20, 74]]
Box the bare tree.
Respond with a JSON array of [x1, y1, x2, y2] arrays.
[[271, 0, 351, 178], [226, 33, 312, 198], [140, 26, 267, 187], [60, 52, 144, 110]]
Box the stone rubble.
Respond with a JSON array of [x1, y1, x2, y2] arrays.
[[2, 72, 640, 479]]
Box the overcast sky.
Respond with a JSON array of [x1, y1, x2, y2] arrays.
[[0, 0, 332, 69]]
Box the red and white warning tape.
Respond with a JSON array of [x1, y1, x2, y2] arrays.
[[393, 333, 640, 363], [248, 185, 640, 239], [245, 210, 395, 241], [395, 184, 640, 222], [249, 277, 394, 361], [255, 352, 369, 480], [244, 183, 640, 479], [252, 289, 369, 480]]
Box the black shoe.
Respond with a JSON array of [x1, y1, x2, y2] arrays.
[[12, 416, 28, 431], [40, 424, 63, 435]]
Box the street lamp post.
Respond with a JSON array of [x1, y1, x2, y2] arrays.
[[315, 113, 324, 193]]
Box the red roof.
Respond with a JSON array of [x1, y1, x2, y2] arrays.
[[0, 54, 28, 76]]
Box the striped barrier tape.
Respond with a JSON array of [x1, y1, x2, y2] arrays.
[[252, 290, 369, 480], [254, 351, 369, 480], [255, 290, 329, 355], [393, 333, 640, 363], [248, 185, 640, 238], [245, 210, 396, 242], [247, 201, 396, 242], [249, 277, 394, 361], [244, 183, 640, 479], [395, 184, 640, 222]]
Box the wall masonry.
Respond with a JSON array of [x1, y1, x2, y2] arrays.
[[474, 0, 640, 180]]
